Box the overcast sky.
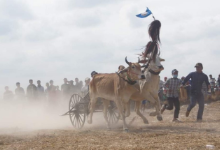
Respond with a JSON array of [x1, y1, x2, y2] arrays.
[[0, 0, 220, 97]]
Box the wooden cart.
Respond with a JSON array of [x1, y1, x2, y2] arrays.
[[62, 93, 119, 129]]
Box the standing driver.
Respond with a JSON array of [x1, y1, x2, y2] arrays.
[[182, 63, 210, 121]]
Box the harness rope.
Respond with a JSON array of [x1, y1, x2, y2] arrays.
[[149, 69, 161, 75], [116, 72, 137, 85]]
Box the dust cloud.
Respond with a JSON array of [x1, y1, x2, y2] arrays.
[[0, 99, 71, 134], [0, 98, 112, 135]]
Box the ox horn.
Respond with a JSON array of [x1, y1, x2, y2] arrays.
[[125, 56, 130, 65]]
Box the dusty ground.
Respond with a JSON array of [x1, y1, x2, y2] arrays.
[[0, 101, 220, 150]]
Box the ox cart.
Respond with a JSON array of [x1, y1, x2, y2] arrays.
[[62, 92, 119, 129]]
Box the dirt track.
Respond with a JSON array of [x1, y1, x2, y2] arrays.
[[1, 101, 220, 150]]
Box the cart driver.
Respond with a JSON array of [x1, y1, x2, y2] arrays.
[[81, 77, 91, 96]]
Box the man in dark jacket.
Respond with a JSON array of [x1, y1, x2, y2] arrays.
[[182, 63, 210, 121]]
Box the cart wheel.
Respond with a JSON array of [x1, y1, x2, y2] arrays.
[[69, 94, 86, 129], [107, 102, 119, 125]]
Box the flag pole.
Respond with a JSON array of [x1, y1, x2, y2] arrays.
[[152, 13, 155, 20]]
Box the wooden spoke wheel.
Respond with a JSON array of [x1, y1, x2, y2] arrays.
[[69, 94, 86, 129], [107, 102, 119, 125]]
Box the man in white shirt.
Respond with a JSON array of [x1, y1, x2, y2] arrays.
[[81, 78, 90, 96]]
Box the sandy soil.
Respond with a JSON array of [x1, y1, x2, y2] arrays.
[[0, 101, 220, 150]]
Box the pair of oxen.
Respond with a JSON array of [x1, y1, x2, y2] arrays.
[[87, 54, 165, 131]]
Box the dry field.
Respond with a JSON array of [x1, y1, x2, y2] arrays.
[[0, 101, 220, 150]]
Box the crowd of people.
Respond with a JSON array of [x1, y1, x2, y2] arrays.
[[3, 77, 91, 102], [2, 62, 220, 124], [3, 71, 220, 104]]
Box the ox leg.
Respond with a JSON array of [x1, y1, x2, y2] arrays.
[[103, 100, 111, 130], [146, 95, 157, 117], [124, 100, 131, 117], [151, 92, 163, 121], [87, 97, 97, 124], [146, 93, 160, 117], [135, 101, 149, 124], [115, 99, 128, 131]]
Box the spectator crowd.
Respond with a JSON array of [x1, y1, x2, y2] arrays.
[[3, 73, 220, 103], [2, 64, 220, 123], [3, 77, 91, 102]]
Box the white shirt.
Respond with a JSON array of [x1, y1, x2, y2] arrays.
[[81, 85, 89, 95]]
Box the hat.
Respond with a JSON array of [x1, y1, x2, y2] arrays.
[[172, 69, 178, 74], [195, 63, 203, 68], [91, 71, 98, 77]]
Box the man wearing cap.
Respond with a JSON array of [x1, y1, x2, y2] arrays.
[[182, 63, 210, 121], [161, 69, 182, 122]]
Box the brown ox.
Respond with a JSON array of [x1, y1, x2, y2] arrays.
[[88, 58, 142, 131], [124, 54, 165, 123]]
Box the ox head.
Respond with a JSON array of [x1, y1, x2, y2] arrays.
[[144, 54, 165, 73], [124, 57, 142, 81]]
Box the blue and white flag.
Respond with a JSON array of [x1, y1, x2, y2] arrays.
[[136, 8, 152, 18]]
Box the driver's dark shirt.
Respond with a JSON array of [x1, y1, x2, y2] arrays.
[[182, 72, 210, 94]]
